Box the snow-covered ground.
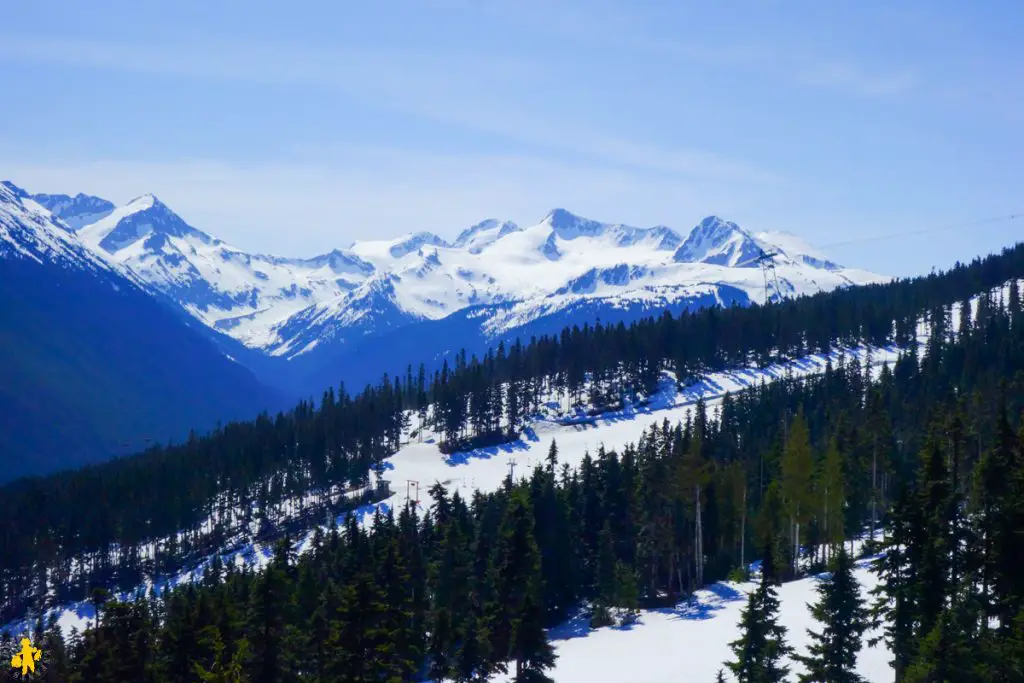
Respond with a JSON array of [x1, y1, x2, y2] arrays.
[[374, 344, 899, 517], [491, 552, 888, 683]]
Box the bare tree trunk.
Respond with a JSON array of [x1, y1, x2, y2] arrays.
[[740, 486, 747, 572], [695, 484, 703, 588], [674, 550, 684, 601], [871, 443, 878, 541], [824, 486, 830, 565], [793, 519, 800, 577]]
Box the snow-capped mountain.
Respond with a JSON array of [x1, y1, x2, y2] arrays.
[[17, 182, 886, 394], [0, 181, 121, 275], [74, 193, 375, 348], [673, 215, 766, 267], [453, 219, 523, 253], [271, 208, 882, 363], [29, 191, 115, 230], [0, 182, 279, 477]]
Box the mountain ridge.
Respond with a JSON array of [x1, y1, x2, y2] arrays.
[[11, 181, 888, 396]]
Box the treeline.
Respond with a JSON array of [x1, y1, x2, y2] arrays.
[[13, 258, 1024, 681], [2, 242, 1024, 626]]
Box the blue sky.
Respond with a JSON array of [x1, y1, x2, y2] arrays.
[[1, 0, 1021, 276]]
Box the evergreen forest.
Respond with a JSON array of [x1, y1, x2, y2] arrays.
[[4, 243, 1024, 681]]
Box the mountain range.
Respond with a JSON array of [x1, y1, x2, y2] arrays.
[[3, 179, 886, 474], [31, 186, 882, 378]]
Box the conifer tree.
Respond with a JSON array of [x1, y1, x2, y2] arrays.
[[194, 630, 251, 683], [815, 438, 845, 564], [795, 548, 867, 683], [245, 541, 295, 683], [484, 489, 556, 681], [781, 410, 815, 579], [592, 521, 618, 627], [974, 402, 1023, 626], [451, 609, 490, 683], [902, 608, 975, 683], [869, 486, 922, 682], [726, 560, 792, 682]]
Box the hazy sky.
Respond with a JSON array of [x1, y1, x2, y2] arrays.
[[1, 0, 1021, 276]]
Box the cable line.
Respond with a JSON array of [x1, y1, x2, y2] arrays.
[[817, 213, 1021, 250]]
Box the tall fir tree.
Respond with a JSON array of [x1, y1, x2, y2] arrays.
[[484, 489, 557, 682], [726, 556, 792, 682], [795, 547, 868, 683]]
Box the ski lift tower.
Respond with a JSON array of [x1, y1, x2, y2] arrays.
[[745, 248, 782, 305]]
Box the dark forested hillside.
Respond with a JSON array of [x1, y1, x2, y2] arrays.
[[0, 249, 285, 481], [3, 243, 1024, 682]]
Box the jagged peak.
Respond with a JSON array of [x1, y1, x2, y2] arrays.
[[0, 180, 28, 199], [674, 215, 764, 267], [453, 218, 522, 252], [692, 215, 751, 237], [292, 248, 376, 276], [541, 208, 610, 241], [78, 192, 211, 253], [543, 207, 590, 228], [388, 231, 448, 258], [124, 193, 162, 211]]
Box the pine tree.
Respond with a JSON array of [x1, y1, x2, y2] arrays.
[[795, 548, 868, 683], [592, 520, 617, 627], [781, 410, 815, 579], [509, 581, 556, 682], [816, 437, 845, 564], [194, 631, 251, 683], [451, 609, 490, 683], [246, 540, 295, 683], [726, 570, 792, 682], [869, 486, 922, 681], [902, 607, 975, 683], [974, 402, 1024, 626], [484, 489, 556, 681]]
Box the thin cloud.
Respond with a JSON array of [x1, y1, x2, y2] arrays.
[[0, 34, 783, 188], [458, 0, 920, 100], [795, 60, 918, 97]]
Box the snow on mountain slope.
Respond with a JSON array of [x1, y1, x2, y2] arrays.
[[0, 181, 281, 478], [29, 191, 115, 230], [72, 193, 375, 348], [756, 229, 841, 271], [272, 209, 884, 359], [25, 182, 884, 363], [453, 218, 523, 253], [673, 215, 767, 267], [350, 231, 450, 264], [0, 181, 124, 277]]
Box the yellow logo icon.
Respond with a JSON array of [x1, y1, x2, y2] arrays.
[[10, 638, 42, 677]]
